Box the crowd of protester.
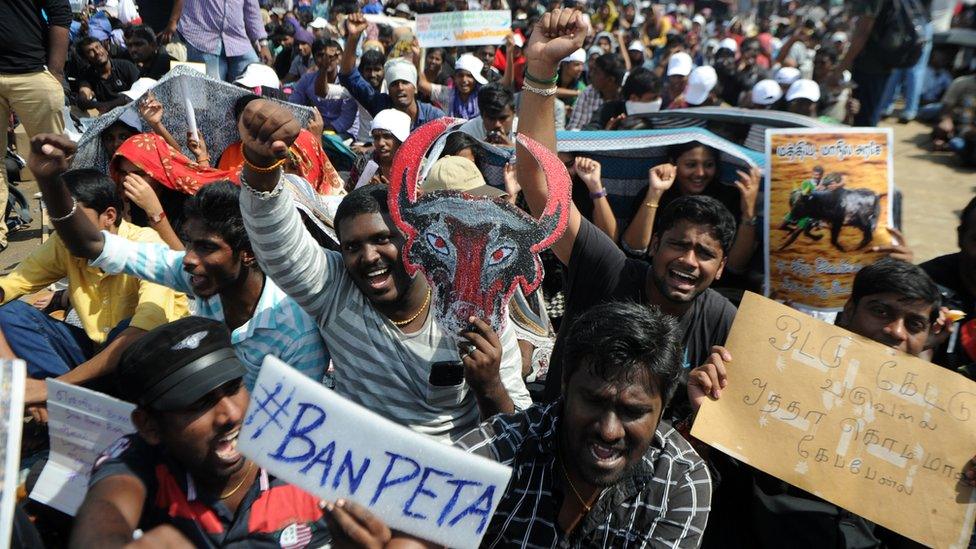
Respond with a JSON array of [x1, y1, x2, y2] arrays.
[[2, 0, 976, 546]]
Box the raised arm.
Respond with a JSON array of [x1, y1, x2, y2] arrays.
[[574, 157, 618, 241], [28, 134, 106, 259], [621, 163, 675, 255], [515, 8, 589, 265], [340, 13, 368, 77], [726, 167, 761, 273], [413, 41, 434, 99]]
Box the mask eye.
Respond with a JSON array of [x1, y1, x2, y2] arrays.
[[488, 245, 513, 266], [425, 232, 450, 255]]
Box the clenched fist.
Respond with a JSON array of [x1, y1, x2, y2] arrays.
[[28, 134, 77, 182], [237, 99, 301, 167]]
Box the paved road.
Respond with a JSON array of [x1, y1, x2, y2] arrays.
[[2, 120, 971, 275]]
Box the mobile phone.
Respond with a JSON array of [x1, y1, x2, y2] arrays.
[[429, 361, 465, 387]]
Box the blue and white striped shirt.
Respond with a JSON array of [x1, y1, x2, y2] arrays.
[[92, 232, 328, 389]]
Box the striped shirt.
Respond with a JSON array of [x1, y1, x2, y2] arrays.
[[240, 174, 532, 442], [566, 86, 605, 131], [177, 0, 267, 57], [92, 232, 327, 390], [456, 401, 712, 548]]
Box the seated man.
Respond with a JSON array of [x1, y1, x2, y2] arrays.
[[123, 25, 172, 80], [509, 16, 737, 411], [75, 37, 141, 113], [236, 99, 531, 442], [2, 160, 187, 412], [458, 84, 518, 147], [353, 108, 410, 188], [71, 317, 332, 547], [288, 38, 359, 140], [688, 258, 969, 548], [30, 148, 328, 390], [932, 73, 976, 152]]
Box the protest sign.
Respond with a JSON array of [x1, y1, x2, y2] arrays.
[[415, 10, 512, 48], [0, 360, 25, 546], [30, 380, 135, 515], [692, 292, 976, 548], [764, 128, 894, 311], [239, 356, 513, 548]]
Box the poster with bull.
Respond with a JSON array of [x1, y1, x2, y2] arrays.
[[764, 128, 894, 311]]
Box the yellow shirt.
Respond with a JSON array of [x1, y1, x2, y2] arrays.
[[0, 221, 189, 344]]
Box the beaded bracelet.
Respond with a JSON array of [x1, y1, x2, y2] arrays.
[[522, 82, 557, 97], [240, 143, 286, 173], [49, 196, 78, 222]]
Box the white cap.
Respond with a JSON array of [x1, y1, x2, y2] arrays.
[[774, 66, 801, 87], [751, 79, 783, 106], [786, 79, 821, 102], [693, 14, 706, 26], [395, 2, 412, 13], [122, 77, 156, 100], [831, 31, 848, 43], [684, 66, 717, 106], [587, 45, 603, 57], [666, 52, 694, 77], [628, 41, 645, 53], [454, 53, 487, 85], [371, 109, 411, 143], [384, 59, 417, 87], [234, 63, 281, 89], [310, 17, 328, 29], [718, 37, 738, 53], [561, 48, 586, 64]]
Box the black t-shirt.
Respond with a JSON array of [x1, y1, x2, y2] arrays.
[[140, 50, 173, 79], [0, 0, 72, 73], [543, 218, 737, 410], [921, 253, 975, 373], [79, 59, 141, 102], [135, 0, 175, 34]]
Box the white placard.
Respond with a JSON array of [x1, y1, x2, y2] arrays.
[[30, 381, 136, 515], [0, 360, 25, 546], [239, 356, 513, 548], [415, 10, 512, 48]]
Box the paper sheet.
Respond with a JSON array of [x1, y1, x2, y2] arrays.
[[692, 293, 976, 548], [0, 360, 25, 546]]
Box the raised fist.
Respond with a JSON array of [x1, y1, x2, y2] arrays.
[[28, 134, 77, 182], [524, 9, 589, 70], [237, 99, 301, 167], [345, 13, 369, 37]]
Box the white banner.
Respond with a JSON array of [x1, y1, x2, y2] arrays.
[[415, 10, 512, 48]]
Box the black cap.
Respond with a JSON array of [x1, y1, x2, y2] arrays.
[[118, 317, 246, 411]]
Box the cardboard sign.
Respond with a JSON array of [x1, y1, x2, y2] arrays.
[[764, 128, 894, 311], [0, 360, 25, 545], [415, 10, 512, 48], [30, 381, 136, 515], [238, 356, 513, 548], [692, 293, 976, 548]]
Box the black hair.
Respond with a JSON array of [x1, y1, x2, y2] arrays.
[[815, 45, 839, 64], [477, 84, 515, 119], [959, 195, 976, 238], [182, 181, 250, 252], [126, 25, 157, 45], [75, 36, 103, 57], [441, 132, 484, 166], [563, 301, 683, 404], [656, 195, 737, 255], [312, 38, 341, 55], [62, 168, 124, 226], [668, 141, 719, 167], [377, 24, 394, 40], [233, 94, 262, 121], [360, 49, 387, 69], [851, 258, 941, 321], [665, 33, 686, 49], [621, 67, 660, 100], [593, 52, 626, 85], [334, 184, 389, 240]]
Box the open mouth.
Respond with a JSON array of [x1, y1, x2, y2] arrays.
[[214, 428, 241, 463], [667, 268, 698, 291], [589, 442, 624, 468], [189, 274, 208, 288], [364, 266, 393, 290]]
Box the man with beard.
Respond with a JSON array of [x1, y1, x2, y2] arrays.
[[123, 26, 172, 80], [339, 12, 445, 131], [76, 37, 141, 113], [513, 9, 737, 408], [29, 144, 327, 390], [235, 99, 530, 441], [688, 258, 973, 548], [71, 317, 333, 547]]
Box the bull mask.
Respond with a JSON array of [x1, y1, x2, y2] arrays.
[[387, 118, 571, 339]]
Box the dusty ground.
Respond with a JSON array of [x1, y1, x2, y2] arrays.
[[1, 119, 971, 274]]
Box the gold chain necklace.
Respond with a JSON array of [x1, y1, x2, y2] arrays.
[[219, 461, 255, 499], [391, 288, 431, 326], [556, 452, 596, 513]]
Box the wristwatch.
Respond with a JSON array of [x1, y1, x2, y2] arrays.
[[149, 210, 167, 225]]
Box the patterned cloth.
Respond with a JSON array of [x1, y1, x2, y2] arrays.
[[92, 232, 328, 389], [566, 86, 604, 130], [455, 401, 712, 548]]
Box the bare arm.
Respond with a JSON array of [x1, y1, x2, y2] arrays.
[[500, 37, 515, 90], [47, 26, 70, 82], [574, 157, 617, 241], [340, 13, 368, 76], [725, 167, 761, 273], [836, 16, 876, 73], [70, 476, 146, 548], [413, 43, 434, 99], [621, 163, 675, 255], [515, 8, 589, 265]]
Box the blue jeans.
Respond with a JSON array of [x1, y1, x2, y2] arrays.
[[183, 39, 260, 83], [0, 300, 130, 378], [879, 22, 934, 120]]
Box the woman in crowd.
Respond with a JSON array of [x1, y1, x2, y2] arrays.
[[620, 141, 761, 275], [556, 48, 587, 111], [417, 50, 487, 119]]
